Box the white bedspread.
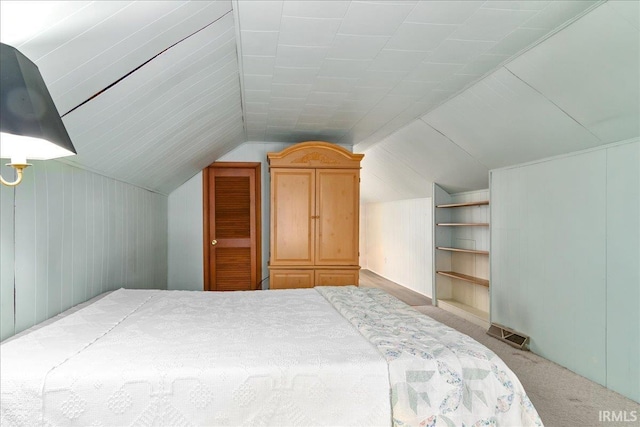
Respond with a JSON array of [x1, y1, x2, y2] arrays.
[[1, 288, 391, 426]]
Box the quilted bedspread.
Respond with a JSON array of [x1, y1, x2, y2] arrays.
[[0, 288, 391, 426], [1, 286, 542, 426], [317, 286, 543, 427]]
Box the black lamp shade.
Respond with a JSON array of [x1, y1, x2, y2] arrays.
[[1, 42, 76, 161]]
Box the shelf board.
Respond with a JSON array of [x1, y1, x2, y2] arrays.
[[436, 271, 489, 287], [436, 247, 489, 255], [436, 200, 489, 208], [437, 223, 489, 227], [437, 298, 489, 327]]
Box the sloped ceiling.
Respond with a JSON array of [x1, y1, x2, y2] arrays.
[[1, 0, 244, 194], [360, 0, 639, 202], [1, 1, 638, 198]]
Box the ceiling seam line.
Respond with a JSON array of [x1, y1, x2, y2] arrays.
[[231, 0, 248, 142], [61, 9, 234, 118], [420, 119, 490, 170], [379, 146, 429, 179], [502, 66, 603, 142]]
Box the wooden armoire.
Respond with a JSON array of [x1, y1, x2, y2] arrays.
[[267, 141, 364, 289]]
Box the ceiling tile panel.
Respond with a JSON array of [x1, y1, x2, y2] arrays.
[[282, 0, 350, 19], [313, 77, 359, 92], [270, 83, 313, 97], [405, 62, 465, 82], [275, 45, 329, 68], [346, 86, 390, 104], [269, 116, 298, 127], [269, 97, 307, 110], [405, 1, 482, 25], [482, 1, 550, 11], [482, 0, 554, 10], [429, 39, 495, 64], [297, 114, 329, 125], [299, 105, 334, 117], [239, 31, 279, 56], [360, 95, 413, 122], [357, 70, 407, 88], [247, 131, 266, 140], [236, 0, 283, 31], [369, 49, 431, 73], [306, 91, 349, 107], [272, 67, 318, 84], [242, 55, 276, 75], [245, 112, 268, 123], [451, 7, 538, 42], [337, 99, 376, 114], [384, 23, 458, 52], [243, 74, 273, 91], [387, 80, 440, 99], [331, 110, 367, 123], [318, 59, 372, 78], [326, 34, 389, 61], [338, 1, 415, 36], [245, 103, 269, 114], [278, 16, 341, 46]]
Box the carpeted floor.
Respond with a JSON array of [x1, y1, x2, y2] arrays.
[[359, 270, 640, 427]]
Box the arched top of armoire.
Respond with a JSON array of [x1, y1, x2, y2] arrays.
[[267, 141, 364, 169]]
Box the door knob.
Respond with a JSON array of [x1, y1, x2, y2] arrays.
[[211, 239, 217, 246]]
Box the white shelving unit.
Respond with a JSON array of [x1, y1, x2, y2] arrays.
[[432, 184, 490, 329]]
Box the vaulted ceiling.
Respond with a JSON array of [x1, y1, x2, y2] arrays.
[[1, 1, 638, 200]]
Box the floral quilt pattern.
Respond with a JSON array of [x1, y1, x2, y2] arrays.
[[317, 286, 543, 427]]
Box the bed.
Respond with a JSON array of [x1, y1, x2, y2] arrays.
[[1, 286, 542, 426]]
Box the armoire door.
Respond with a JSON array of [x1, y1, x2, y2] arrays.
[[203, 163, 261, 291], [315, 169, 360, 265], [270, 168, 315, 265]]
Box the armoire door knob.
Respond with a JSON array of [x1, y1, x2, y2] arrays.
[[211, 239, 217, 246]]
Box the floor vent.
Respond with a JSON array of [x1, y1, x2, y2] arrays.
[[487, 323, 529, 350]]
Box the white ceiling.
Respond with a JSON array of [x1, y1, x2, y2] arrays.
[[359, 0, 639, 202], [1, 1, 638, 198]]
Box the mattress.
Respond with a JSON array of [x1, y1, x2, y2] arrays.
[[1, 286, 542, 426]]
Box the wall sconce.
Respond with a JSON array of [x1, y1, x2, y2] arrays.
[[1, 42, 76, 186]]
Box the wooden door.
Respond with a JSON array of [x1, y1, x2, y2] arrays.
[[203, 163, 261, 291], [270, 168, 315, 265], [315, 169, 359, 265]]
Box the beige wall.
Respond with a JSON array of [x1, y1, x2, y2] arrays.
[[361, 198, 432, 297]]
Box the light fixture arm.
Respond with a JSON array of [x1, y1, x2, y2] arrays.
[[0, 163, 30, 187]]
